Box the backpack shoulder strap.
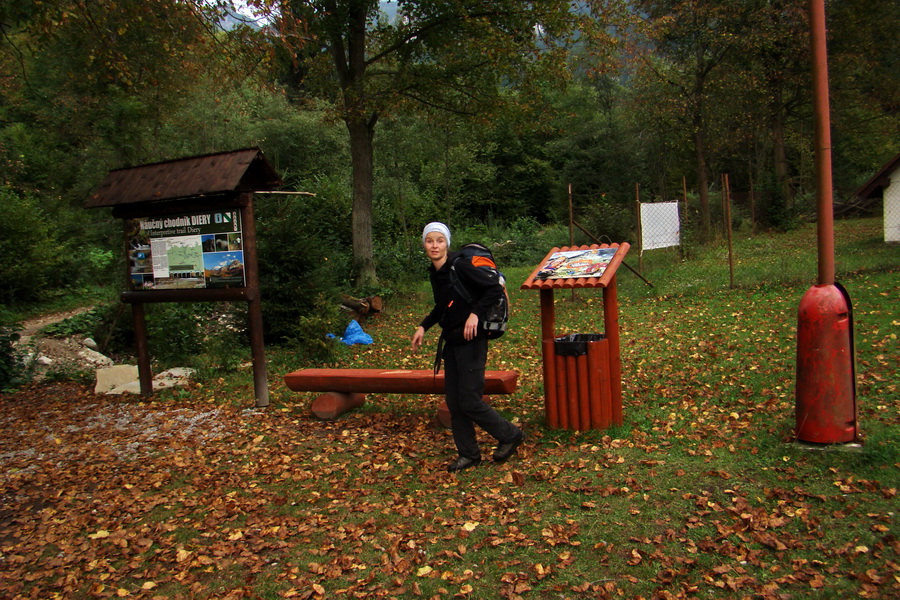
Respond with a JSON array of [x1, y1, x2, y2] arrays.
[[448, 254, 476, 305]]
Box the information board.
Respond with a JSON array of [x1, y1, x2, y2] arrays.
[[127, 210, 245, 290], [535, 248, 617, 280]]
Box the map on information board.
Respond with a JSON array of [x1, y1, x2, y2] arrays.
[[536, 248, 617, 280], [127, 210, 245, 290]]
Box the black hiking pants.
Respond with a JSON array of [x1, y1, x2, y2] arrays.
[[443, 337, 520, 459]]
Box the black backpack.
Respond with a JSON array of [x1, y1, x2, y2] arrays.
[[449, 243, 510, 339]]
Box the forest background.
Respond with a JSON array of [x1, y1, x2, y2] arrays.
[[0, 0, 897, 372]]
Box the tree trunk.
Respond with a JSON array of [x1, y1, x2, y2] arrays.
[[692, 109, 711, 240], [770, 88, 793, 210], [347, 117, 379, 288], [328, 0, 379, 289]]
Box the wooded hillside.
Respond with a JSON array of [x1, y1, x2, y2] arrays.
[[1, 0, 897, 334]]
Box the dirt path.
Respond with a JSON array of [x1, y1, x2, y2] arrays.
[[19, 306, 95, 337], [15, 307, 108, 376]]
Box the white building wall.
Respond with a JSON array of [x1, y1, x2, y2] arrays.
[[885, 167, 900, 243]]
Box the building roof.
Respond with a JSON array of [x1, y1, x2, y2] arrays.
[[86, 148, 282, 208], [856, 152, 900, 200]]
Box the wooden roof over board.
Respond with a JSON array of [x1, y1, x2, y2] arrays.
[[85, 147, 282, 208], [521, 244, 630, 290]]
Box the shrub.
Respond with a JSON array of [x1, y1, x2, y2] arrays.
[[255, 176, 352, 350], [0, 324, 27, 390], [0, 187, 65, 304], [573, 194, 635, 247], [43, 302, 249, 372], [454, 217, 572, 268]]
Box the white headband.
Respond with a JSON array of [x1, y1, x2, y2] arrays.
[[422, 222, 451, 246]]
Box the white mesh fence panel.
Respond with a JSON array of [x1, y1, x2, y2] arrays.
[[884, 174, 900, 243], [640, 201, 681, 252]]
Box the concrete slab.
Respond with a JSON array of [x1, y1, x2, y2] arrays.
[[100, 366, 196, 395], [95, 365, 140, 394]]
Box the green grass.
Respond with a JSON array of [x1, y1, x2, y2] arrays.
[[0, 217, 897, 599], [619, 217, 896, 299]]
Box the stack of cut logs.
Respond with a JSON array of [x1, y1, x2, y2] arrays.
[[339, 295, 383, 321]]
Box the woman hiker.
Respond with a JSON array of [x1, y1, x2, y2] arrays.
[[411, 222, 524, 472]]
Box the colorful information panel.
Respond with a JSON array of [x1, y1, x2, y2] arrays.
[[535, 248, 617, 280], [127, 210, 245, 290]]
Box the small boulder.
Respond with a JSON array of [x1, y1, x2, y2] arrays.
[[78, 348, 113, 367], [153, 368, 196, 389]]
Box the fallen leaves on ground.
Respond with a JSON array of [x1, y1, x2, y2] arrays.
[[1, 269, 897, 599]]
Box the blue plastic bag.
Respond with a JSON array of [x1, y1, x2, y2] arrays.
[[330, 320, 373, 345]]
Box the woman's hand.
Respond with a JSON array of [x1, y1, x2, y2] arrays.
[[411, 326, 425, 353], [464, 312, 479, 341]]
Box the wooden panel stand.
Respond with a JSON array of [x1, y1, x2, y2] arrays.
[[521, 244, 630, 430], [86, 149, 283, 408]]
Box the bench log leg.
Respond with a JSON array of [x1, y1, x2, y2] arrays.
[[311, 392, 366, 420], [436, 396, 492, 429]]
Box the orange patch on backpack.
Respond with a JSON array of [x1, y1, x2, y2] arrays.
[[471, 256, 496, 269]]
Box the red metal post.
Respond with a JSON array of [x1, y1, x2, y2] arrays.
[[793, 0, 857, 443], [809, 0, 834, 286], [796, 285, 856, 442]]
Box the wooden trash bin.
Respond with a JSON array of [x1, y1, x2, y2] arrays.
[[522, 244, 629, 431]]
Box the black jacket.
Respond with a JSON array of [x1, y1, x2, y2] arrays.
[[419, 250, 503, 343]]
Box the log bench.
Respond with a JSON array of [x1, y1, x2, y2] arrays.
[[283, 368, 518, 426]]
